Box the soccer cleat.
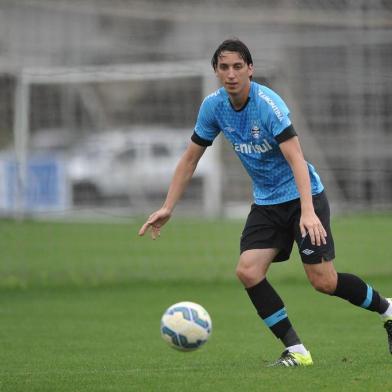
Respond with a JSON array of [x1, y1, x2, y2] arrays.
[[268, 349, 313, 367], [384, 320, 392, 354], [382, 298, 392, 354]]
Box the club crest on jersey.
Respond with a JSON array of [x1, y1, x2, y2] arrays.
[[251, 125, 260, 139]]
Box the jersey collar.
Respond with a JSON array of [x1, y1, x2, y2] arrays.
[[225, 81, 253, 112]]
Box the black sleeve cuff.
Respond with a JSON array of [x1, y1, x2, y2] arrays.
[[191, 131, 213, 147], [274, 125, 297, 144]]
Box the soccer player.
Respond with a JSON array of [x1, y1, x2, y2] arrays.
[[138, 38, 392, 367]]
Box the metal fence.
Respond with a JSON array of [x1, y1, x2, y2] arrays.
[[0, 0, 391, 218]]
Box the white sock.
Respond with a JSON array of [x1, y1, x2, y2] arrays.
[[286, 344, 308, 355], [381, 299, 392, 318]]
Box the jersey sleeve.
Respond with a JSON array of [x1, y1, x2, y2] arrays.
[[260, 89, 295, 142], [192, 97, 220, 146], [266, 102, 292, 139]]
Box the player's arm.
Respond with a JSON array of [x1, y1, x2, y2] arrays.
[[279, 136, 327, 246], [138, 141, 206, 239]]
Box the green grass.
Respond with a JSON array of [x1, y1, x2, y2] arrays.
[[0, 214, 391, 391]]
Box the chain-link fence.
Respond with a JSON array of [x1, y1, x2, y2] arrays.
[[0, 0, 391, 218]]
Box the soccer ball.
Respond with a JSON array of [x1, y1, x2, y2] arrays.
[[160, 301, 212, 351]]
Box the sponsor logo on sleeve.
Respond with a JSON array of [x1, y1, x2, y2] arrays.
[[258, 89, 284, 122]]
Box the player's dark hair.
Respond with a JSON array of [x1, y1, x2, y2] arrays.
[[211, 38, 253, 71]]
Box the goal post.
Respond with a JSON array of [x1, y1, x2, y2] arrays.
[[10, 61, 223, 218]]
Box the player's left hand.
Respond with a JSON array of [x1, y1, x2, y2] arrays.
[[300, 211, 327, 246]]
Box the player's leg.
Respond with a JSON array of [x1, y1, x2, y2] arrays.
[[236, 248, 275, 287], [238, 202, 313, 366], [236, 249, 312, 363], [297, 192, 392, 354], [303, 259, 392, 353], [302, 258, 337, 294], [236, 248, 313, 366]]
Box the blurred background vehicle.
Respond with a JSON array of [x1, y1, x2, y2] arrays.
[[28, 128, 77, 155], [67, 128, 209, 204]]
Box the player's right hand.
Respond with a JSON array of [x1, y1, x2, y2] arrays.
[[138, 208, 172, 240]]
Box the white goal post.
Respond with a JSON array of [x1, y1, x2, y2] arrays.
[[11, 61, 223, 217]]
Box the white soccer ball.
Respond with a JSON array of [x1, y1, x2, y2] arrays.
[[160, 301, 212, 351]]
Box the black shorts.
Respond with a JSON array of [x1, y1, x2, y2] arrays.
[[240, 191, 335, 264]]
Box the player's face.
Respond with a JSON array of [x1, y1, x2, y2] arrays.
[[215, 51, 253, 99]]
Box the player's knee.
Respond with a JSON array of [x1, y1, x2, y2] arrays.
[[236, 258, 261, 287], [309, 274, 337, 294], [235, 263, 252, 284]]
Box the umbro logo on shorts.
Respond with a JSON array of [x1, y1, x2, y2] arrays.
[[302, 249, 315, 255]]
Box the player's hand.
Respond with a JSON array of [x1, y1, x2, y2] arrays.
[[299, 210, 327, 246], [138, 208, 172, 240]]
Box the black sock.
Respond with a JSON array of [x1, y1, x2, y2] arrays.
[[246, 278, 301, 345], [332, 272, 389, 314], [282, 327, 302, 347]]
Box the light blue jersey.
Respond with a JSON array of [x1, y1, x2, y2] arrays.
[[193, 81, 324, 205]]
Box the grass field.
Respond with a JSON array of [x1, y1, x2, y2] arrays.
[[0, 214, 391, 391]]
